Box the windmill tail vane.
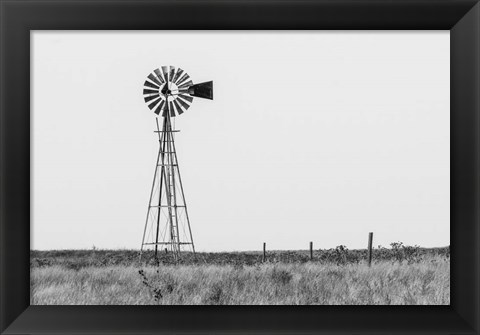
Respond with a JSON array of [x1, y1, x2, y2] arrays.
[[140, 66, 213, 261]]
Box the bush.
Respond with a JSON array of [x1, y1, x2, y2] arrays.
[[271, 267, 292, 285]]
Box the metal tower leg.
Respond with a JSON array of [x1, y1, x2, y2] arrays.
[[165, 115, 182, 256], [170, 126, 196, 256], [140, 118, 164, 260], [154, 118, 167, 258]]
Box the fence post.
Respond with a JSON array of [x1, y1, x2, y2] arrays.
[[310, 241, 313, 260], [368, 232, 373, 267], [263, 242, 266, 262]]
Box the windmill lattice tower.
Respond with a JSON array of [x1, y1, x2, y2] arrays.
[[140, 66, 213, 261]]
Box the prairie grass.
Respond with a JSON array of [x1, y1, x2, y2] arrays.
[[31, 256, 449, 305]]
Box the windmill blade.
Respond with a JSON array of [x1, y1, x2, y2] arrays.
[[154, 100, 165, 115], [169, 101, 175, 117], [144, 80, 160, 90], [147, 73, 162, 86], [162, 98, 171, 117], [178, 94, 193, 103], [178, 80, 193, 89], [169, 67, 176, 84], [176, 73, 190, 86], [161, 66, 170, 82], [154, 69, 165, 84], [188, 81, 213, 100], [173, 99, 184, 115], [144, 93, 160, 103], [175, 97, 190, 111], [173, 68, 184, 83], [143, 88, 159, 95], [162, 102, 169, 117], [148, 96, 162, 110]]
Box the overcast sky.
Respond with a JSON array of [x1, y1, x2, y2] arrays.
[[31, 31, 449, 251]]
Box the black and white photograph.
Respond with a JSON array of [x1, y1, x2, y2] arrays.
[[30, 31, 450, 305]]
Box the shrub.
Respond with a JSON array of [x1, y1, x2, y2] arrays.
[[271, 267, 292, 285], [206, 282, 224, 304]]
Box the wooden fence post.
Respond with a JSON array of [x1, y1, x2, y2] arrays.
[[310, 241, 313, 260], [263, 242, 266, 262], [368, 232, 373, 267]]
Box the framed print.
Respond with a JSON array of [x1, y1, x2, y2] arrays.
[[28, 30, 451, 307], [1, 0, 479, 333]]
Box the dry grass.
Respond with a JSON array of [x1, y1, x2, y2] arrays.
[[31, 256, 449, 305]]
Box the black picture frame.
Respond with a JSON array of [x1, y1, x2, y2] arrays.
[[1, 0, 479, 334]]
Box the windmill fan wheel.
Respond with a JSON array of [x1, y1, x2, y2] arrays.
[[142, 66, 213, 117]]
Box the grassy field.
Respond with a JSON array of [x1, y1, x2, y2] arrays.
[[31, 246, 450, 305]]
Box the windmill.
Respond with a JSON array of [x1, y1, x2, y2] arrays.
[[140, 66, 213, 261]]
